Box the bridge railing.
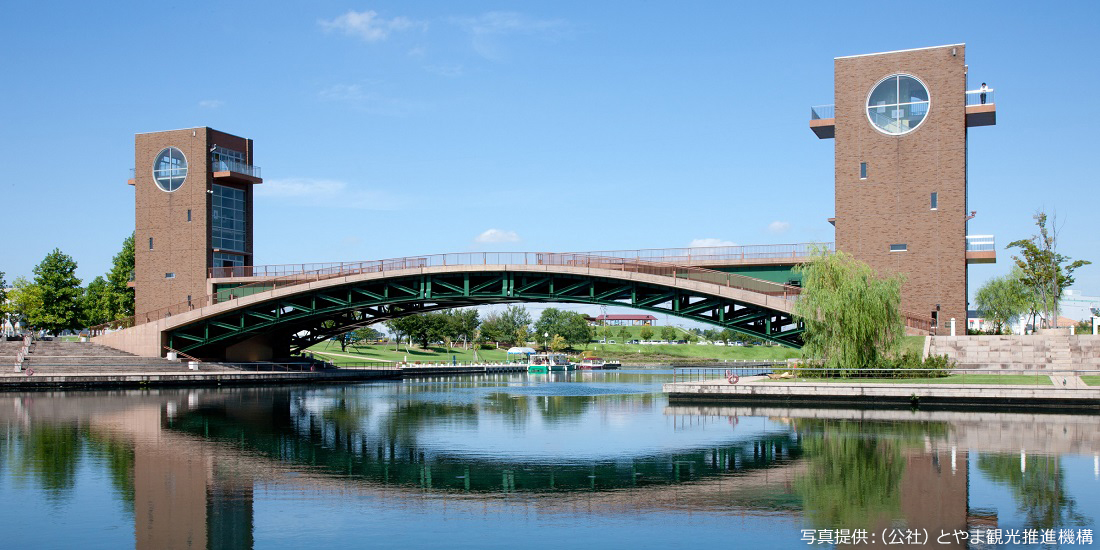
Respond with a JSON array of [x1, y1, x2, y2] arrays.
[[98, 251, 803, 331], [209, 243, 835, 279]]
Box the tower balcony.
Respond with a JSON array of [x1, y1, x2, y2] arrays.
[[809, 89, 996, 136], [966, 235, 996, 264], [809, 104, 835, 139], [965, 89, 996, 127], [212, 159, 263, 184]]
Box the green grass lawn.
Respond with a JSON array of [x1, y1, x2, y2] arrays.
[[307, 328, 928, 365], [309, 341, 511, 364], [766, 374, 1053, 385], [1081, 376, 1100, 387], [898, 335, 925, 356], [307, 336, 799, 364]]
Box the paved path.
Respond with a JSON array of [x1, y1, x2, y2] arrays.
[[311, 350, 395, 362]]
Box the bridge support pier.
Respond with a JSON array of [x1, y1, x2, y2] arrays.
[[225, 333, 290, 362]]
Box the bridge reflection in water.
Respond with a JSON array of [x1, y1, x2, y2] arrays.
[[1, 382, 1097, 549]]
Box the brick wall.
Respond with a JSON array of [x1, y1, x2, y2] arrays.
[[834, 45, 968, 334]]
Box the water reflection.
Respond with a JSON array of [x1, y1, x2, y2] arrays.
[[0, 374, 1097, 549], [977, 453, 1089, 529]]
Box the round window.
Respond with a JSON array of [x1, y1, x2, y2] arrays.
[[152, 147, 188, 192], [866, 74, 930, 135]]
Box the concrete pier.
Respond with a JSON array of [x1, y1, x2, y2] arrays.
[[664, 376, 1100, 410], [0, 368, 400, 391]]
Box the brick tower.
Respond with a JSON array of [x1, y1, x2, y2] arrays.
[[811, 44, 996, 334], [130, 127, 262, 322]]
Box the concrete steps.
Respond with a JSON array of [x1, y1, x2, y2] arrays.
[[929, 335, 1100, 371], [16, 341, 234, 374]]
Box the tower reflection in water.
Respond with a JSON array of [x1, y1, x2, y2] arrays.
[[1, 387, 1097, 549]]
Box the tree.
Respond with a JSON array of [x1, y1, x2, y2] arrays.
[[27, 249, 83, 333], [793, 250, 904, 373], [104, 234, 136, 321], [481, 305, 531, 347], [82, 276, 112, 327], [533, 308, 593, 350], [639, 325, 654, 341], [7, 276, 41, 328], [400, 313, 449, 349], [1007, 211, 1091, 328], [974, 269, 1030, 334], [549, 334, 566, 352], [616, 326, 630, 342], [450, 308, 480, 349], [660, 325, 676, 341], [0, 270, 7, 315], [385, 316, 418, 351]]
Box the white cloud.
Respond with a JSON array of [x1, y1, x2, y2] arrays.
[[768, 221, 791, 233], [475, 229, 520, 243], [688, 238, 738, 248], [198, 99, 224, 109], [318, 84, 367, 102], [319, 10, 422, 42], [257, 178, 399, 210], [452, 11, 568, 60], [317, 83, 428, 116], [425, 64, 464, 77], [454, 11, 566, 36]]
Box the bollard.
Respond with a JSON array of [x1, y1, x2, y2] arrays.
[[950, 318, 956, 337]]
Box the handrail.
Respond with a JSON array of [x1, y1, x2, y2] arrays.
[[210, 242, 835, 279], [96, 252, 804, 331], [672, 366, 1098, 385], [211, 159, 261, 178], [13, 334, 33, 372], [164, 346, 201, 363], [964, 89, 995, 106], [810, 104, 835, 120]]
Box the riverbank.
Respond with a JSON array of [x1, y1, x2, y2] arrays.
[[0, 368, 400, 391], [664, 375, 1100, 411]]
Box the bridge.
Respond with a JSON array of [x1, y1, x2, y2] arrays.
[[96, 250, 807, 361]]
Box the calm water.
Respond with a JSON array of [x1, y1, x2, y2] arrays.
[[1, 369, 1097, 549]]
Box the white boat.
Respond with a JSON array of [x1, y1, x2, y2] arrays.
[[574, 357, 620, 370]]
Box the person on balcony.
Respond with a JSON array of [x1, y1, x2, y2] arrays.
[[979, 83, 990, 104]]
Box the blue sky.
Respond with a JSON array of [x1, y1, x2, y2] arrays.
[[2, 0, 1098, 319]]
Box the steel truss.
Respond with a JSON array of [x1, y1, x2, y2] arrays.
[[167, 271, 803, 356]]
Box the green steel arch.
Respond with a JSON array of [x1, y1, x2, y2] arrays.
[[165, 265, 804, 357]]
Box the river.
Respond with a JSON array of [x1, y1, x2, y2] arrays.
[[1, 369, 1097, 549]]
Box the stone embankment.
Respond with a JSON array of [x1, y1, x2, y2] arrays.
[[0, 340, 397, 390], [664, 335, 1100, 410], [928, 334, 1100, 371]]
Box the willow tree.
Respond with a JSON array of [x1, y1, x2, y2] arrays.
[[793, 250, 904, 373]]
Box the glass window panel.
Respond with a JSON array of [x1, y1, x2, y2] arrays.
[[898, 103, 928, 132], [868, 76, 898, 107], [898, 76, 928, 103], [867, 107, 898, 134]]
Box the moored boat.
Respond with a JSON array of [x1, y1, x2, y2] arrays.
[[574, 357, 621, 370], [527, 353, 574, 372]]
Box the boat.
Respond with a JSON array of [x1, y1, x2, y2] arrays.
[[576, 356, 602, 369], [574, 357, 621, 370], [527, 353, 574, 372]]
